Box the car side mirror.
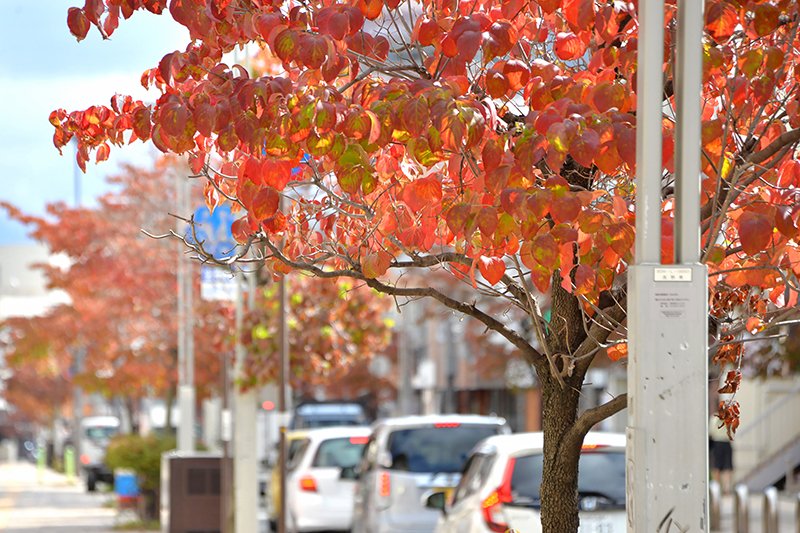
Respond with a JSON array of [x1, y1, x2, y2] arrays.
[[423, 490, 447, 514], [340, 465, 360, 480]]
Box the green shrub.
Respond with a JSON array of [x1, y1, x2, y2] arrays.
[[105, 434, 176, 492]]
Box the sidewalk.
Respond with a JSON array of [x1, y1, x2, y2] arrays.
[[0, 460, 118, 532]]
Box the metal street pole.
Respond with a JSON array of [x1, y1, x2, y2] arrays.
[[233, 272, 258, 533], [277, 258, 291, 533], [627, 0, 709, 531], [176, 175, 196, 452]]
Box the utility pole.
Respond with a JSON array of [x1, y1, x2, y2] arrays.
[[233, 271, 258, 533], [277, 260, 291, 533], [627, 0, 709, 531], [176, 174, 195, 452]]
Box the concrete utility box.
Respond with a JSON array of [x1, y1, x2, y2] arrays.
[[161, 451, 224, 533]]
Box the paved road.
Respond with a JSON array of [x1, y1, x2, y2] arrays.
[[0, 461, 119, 533]]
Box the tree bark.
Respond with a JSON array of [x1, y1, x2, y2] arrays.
[[537, 371, 583, 533]]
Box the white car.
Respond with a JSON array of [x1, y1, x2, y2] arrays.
[[350, 414, 511, 533], [428, 432, 626, 533], [285, 426, 372, 532]]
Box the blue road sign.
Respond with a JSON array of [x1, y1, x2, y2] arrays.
[[188, 203, 237, 260]]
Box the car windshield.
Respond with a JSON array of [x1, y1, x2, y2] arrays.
[[85, 426, 117, 441], [312, 437, 367, 468], [387, 424, 501, 473], [510, 450, 626, 506]]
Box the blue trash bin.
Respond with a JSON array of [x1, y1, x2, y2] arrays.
[[114, 469, 139, 498]]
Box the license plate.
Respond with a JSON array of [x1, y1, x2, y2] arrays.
[[579, 517, 613, 533]]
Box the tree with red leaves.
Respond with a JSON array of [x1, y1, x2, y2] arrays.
[[53, 0, 800, 529]]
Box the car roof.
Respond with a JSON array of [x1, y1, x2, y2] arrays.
[[80, 415, 120, 427], [474, 431, 626, 454], [300, 426, 373, 441], [373, 414, 508, 429]]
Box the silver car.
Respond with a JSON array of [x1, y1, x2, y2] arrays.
[[351, 414, 510, 533]]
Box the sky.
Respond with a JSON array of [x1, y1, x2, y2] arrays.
[[0, 0, 189, 244]]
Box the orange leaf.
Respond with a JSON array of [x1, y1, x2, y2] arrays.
[[554, 32, 586, 61], [705, 1, 739, 42], [607, 342, 628, 361], [251, 187, 280, 222], [478, 256, 506, 285], [67, 8, 90, 41]]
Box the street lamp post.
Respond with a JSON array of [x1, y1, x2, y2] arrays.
[[627, 0, 709, 531]]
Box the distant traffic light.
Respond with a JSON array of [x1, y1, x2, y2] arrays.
[[261, 400, 275, 411]]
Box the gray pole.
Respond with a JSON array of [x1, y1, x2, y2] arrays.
[[277, 266, 290, 533], [233, 273, 258, 533], [176, 175, 195, 452], [674, 0, 705, 264], [633, 0, 664, 264], [627, 0, 709, 530]]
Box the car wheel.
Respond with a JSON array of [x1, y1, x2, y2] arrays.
[[86, 470, 97, 492]]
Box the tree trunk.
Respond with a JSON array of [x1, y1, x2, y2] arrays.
[[535, 271, 591, 533], [538, 374, 583, 533]]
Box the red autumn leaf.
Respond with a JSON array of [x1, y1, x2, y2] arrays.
[[570, 129, 600, 168], [362, 251, 391, 278], [752, 3, 780, 37], [132, 107, 151, 141], [231, 216, 252, 244], [563, 0, 595, 30], [592, 82, 626, 113], [550, 195, 581, 224], [530, 265, 552, 292], [401, 98, 430, 137], [456, 30, 482, 62], [477, 207, 498, 237], [574, 264, 595, 295], [485, 70, 509, 99], [251, 186, 280, 222], [416, 18, 442, 46], [776, 206, 800, 239], [532, 233, 559, 270], [503, 60, 530, 91], [358, 0, 383, 20], [738, 210, 774, 256], [706, 1, 739, 42], [554, 32, 586, 61], [299, 33, 328, 69], [403, 176, 442, 212], [67, 8, 90, 41], [478, 256, 506, 285], [273, 28, 298, 63], [607, 342, 628, 361]]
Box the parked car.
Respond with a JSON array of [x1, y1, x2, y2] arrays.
[[290, 400, 369, 429], [351, 414, 511, 533], [79, 415, 120, 492], [283, 426, 372, 532], [427, 432, 626, 533], [267, 429, 309, 530]]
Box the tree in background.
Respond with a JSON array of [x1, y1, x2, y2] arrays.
[[2, 157, 227, 427], [2, 157, 393, 429], [53, 0, 800, 529], [243, 276, 394, 398]]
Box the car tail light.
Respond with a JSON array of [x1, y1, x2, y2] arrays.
[[299, 475, 317, 492], [434, 422, 461, 428], [482, 457, 515, 532], [378, 471, 391, 498], [80, 454, 90, 465], [581, 444, 608, 451], [350, 436, 369, 444]]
